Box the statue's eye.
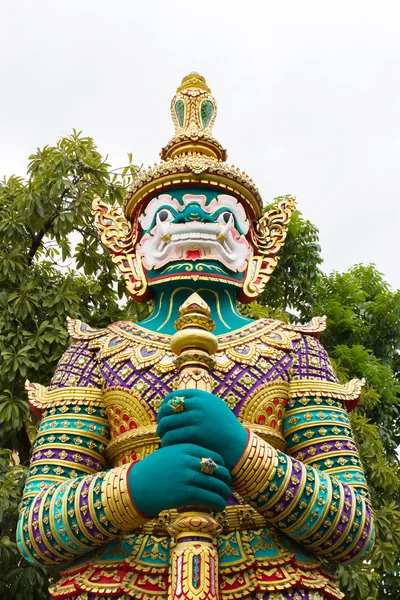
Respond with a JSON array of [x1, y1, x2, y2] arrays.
[[217, 211, 233, 225], [157, 209, 174, 223]]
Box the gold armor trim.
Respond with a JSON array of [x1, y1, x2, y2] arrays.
[[284, 316, 327, 336], [142, 504, 266, 537], [51, 524, 343, 599], [108, 317, 299, 351], [239, 381, 290, 451], [66, 314, 300, 351], [289, 378, 365, 405], [25, 382, 104, 410], [63, 317, 300, 381], [66, 316, 108, 341], [103, 388, 158, 466]]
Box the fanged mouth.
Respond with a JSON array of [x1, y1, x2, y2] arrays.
[[138, 214, 250, 272], [156, 218, 235, 257], [159, 231, 231, 254]]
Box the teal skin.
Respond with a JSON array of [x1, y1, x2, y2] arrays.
[[139, 284, 253, 336], [157, 389, 248, 472], [128, 443, 232, 518]]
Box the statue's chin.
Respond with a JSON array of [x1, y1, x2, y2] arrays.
[[144, 259, 247, 288]]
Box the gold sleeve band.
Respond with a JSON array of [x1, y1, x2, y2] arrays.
[[101, 464, 147, 531], [231, 430, 277, 500]]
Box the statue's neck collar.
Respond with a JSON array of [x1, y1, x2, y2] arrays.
[[138, 284, 253, 335]]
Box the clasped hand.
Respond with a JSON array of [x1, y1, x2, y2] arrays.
[[157, 389, 248, 472], [128, 389, 248, 518]]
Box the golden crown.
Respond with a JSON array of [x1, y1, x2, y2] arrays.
[[124, 73, 263, 220]]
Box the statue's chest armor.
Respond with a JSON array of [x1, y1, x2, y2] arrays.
[[97, 320, 299, 466]]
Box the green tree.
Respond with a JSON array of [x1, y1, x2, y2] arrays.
[[308, 267, 400, 599], [0, 132, 148, 599], [250, 218, 400, 599], [259, 208, 323, 319]]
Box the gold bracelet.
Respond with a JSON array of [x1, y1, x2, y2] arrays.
[[101, 464, 146, 531], [105, 470, 128, 527], [232, 431, 277, 500], [104, 470, 133, 528]]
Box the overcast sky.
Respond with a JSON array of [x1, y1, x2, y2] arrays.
[[1, 1, 399, 289]]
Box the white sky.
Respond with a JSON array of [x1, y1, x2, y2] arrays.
[[1, 0, 399, 289]]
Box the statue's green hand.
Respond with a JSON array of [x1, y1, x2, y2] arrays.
[[128, 443, 231, 518], [157, 390, 249, 473]]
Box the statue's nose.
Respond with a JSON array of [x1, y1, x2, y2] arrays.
[[175, 206, 213, 224]]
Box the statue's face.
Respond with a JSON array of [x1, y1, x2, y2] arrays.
[[137, 191, 251, 286]]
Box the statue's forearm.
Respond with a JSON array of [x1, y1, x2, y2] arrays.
[[17, 464, 146, 566], [232, 430, 374, 564], [18, 385, 148, 565]]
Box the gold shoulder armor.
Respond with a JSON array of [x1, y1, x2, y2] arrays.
[[66, 317, 108, 342], [25, 381, 104, 414], [67, 317, 140, 363], [289, 378, 365, 412], [283, 316, 327, 338]]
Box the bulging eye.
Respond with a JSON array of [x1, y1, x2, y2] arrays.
[[157, 208, 174, 223], [217, 211, 233, 225]]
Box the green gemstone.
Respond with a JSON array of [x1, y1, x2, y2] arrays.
[[200, 100, 214, 128], [175, 100, 185, 127]]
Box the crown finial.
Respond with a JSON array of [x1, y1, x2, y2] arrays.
[[177, 72, 211, 93], [160, 73, 227, 162], [125, 74, 263, 221]]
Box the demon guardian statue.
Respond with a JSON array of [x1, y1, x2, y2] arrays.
[[18, 74, 374, 600]]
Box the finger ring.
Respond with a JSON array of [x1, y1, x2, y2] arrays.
[[168, 396, 185, 413], [200, 458, 218, 475]]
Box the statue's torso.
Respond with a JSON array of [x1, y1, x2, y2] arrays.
[[48, 318, 342, 599]]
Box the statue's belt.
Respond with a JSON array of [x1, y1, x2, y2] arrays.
[[140, 503, 268, 537]]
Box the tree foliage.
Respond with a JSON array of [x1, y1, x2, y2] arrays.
[[307, 267, 400, 598], [0, 134, 399, 598], [259, 208, 323, 319], [252, 219, 400, 599], [0, 132, 149, 599]]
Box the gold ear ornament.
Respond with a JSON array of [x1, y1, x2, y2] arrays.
[[91, 195, 149, 301], [240, 195, 295, 301]]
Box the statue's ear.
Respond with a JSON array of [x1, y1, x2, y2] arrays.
[[92, 195, 150, 301], [238, 196, 295, 303]]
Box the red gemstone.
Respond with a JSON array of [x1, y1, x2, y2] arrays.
[[257, 415, 266, 424], [270, 419, 277, 428], [123, 414, 130, 422], [129, 421, 137, 429], [120, 425, 126, 433]]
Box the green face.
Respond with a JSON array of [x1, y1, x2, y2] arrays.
[[137, 188, 252, 289]]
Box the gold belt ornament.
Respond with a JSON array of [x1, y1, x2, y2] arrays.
[[142, 503, 268, 537]]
